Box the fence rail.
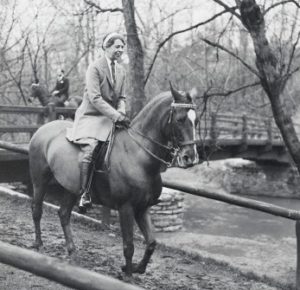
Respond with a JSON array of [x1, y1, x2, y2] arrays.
[[0, 104, 76, 143], [1, 104, 296, 145], [0, 241, 143, 290]]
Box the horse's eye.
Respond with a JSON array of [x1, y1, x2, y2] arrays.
[[177, 116, 186, 124]]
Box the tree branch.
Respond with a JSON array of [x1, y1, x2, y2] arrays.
[[211, 0, 241, 19], [144, 7, 236, 86], [264, 0, 300, 15], [82, 0, 123, 14], [203, 80, 260, 98], [201, 37, 260, 77]]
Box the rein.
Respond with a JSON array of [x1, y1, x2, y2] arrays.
[[127, 102, 197, 166], [128, 128, 177, 166]]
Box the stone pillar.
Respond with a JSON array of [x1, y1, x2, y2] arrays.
[[150, 188, 185, 232], [101, 188, 186, 232]]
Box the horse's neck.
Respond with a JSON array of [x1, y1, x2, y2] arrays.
[[129, 99, 171, 171], [132, 104, 169, 146]]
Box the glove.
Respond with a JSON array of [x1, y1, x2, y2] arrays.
[[115, 114, 131, 129]]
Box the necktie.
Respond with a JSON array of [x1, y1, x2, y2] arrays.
[[111, 60, 116, 85]]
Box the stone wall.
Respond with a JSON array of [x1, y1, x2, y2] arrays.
[[150, 188, 185, 232], [223, 160, 300, 198], [107, 187, 185, 232]]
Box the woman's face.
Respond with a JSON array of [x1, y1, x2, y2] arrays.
[[105, 39, 124, 61]]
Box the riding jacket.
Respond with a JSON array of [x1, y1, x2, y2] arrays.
[[66, 56, 126, 143]]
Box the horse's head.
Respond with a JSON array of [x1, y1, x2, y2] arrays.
[[167, 82, 199, 168]]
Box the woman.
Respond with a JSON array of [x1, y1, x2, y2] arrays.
[[66, 32, 130, 212]]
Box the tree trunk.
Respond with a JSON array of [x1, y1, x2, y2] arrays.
[[122, 0, 146, 118], [238, 0, 300, 170]]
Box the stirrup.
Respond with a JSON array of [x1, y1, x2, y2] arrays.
[[78, 192, 92, 213], [80, 192, 92, 205]]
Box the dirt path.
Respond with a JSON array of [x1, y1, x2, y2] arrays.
[[0, 189, 285, 290]]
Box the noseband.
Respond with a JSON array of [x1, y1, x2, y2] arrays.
[[128, 102, 197, 166]]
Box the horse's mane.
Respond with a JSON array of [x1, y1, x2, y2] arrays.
[[132, 92, 172, 124], [132, 89, 193, 125]]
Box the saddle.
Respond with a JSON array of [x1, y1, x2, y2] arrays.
[[85, 126, 116, 192]]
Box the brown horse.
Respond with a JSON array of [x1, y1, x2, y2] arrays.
[[29, 84, 198, 277]]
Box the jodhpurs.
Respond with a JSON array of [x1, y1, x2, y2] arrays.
[[80, 138, 99, 163]]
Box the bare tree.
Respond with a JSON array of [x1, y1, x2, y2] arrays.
[[122, 0, 146, 117], [207, 0, 300, 170]]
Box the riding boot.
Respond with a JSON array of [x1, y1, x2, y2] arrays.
[[78, 161, 93, 213]]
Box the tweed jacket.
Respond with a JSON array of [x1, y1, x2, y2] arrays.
[[66, 56, 126, 143]]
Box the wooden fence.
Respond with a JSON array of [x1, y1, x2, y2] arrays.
[[1, 104, 296, 146], [198, 113, 285, 144], [0, 241, 143, 290], [0, 104, 75, 143]]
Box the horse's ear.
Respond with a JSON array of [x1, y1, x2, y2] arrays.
[[169, 81, 183, 102]]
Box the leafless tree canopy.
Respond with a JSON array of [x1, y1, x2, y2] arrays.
[[2, 0, 300, 168]]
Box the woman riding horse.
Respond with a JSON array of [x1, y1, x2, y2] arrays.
[[66, 32, 129, 212], [29, 85, 198, 278]]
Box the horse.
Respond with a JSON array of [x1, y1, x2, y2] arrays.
[[30, 83, 82, 121], [29, 84, 199, 277]]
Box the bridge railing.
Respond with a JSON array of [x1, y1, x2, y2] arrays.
[[1, 104, 300, 146], [196, 113, 293, 146], [0, 104, 76, 143]]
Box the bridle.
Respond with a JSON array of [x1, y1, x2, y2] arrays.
[[128, 102, 198, 167]]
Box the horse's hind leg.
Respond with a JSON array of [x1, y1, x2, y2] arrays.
[[133, 208, 157, 274], [31, 183, 47, 249], [58, 191, 77, 254]]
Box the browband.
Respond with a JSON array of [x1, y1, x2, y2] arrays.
[[171, 103, 196, 109]]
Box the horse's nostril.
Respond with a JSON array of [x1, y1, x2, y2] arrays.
[[183, 155, 192, 164]]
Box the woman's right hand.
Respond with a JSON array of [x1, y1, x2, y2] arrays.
[[115, 114, 130, 129]]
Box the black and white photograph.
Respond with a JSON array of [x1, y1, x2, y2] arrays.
[[1, 0, 300, 289]]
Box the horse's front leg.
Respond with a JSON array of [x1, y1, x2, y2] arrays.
[[133, 207, 156, 274], [118, 203, 134, 277]]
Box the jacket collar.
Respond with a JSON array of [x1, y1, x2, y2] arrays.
[[99, 56, 114, 89]]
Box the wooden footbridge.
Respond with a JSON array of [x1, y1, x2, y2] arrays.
[[0, 104, 296, 183]]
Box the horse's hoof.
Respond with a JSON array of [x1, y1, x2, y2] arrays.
[[67, 244, 76, 255], [78, 206, 87, 214], [121, 274, 133, 283], [121, 265, 133, 275], [132, 263, 146, 274], [32, 240, 43, 250], [121, 263, 145, 274], [120, 269, 133, 282]]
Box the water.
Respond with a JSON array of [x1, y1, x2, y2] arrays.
[[183, 193, 300, 240]]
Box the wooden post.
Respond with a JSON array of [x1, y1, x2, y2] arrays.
[[47, 103, 56, 121], [240, 114, 248, 151], [210, 113, 217, 146], [296, 220, 300, 289], [264, 118, 273, 151], [0, 241, 142, 290]]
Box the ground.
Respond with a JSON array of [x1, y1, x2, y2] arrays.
[[0, 190, 285, 290]]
